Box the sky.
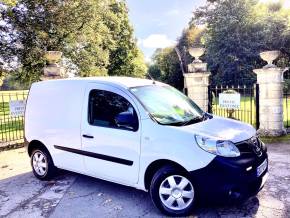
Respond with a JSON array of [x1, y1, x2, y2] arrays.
[[126, 0, 206, 62]]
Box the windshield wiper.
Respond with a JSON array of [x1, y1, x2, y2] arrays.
[[180, 116, 203, 126], [163, 116, 203, 126], [201, 112, 213, 120], [149, 112, 211, 126]]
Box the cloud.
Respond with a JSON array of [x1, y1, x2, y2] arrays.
[[166, 9, 180, 16], [137, 39, 142, 47], [145, 56, 152, 63], [140, 34, 176, 49], [284, 0, 290, 8]]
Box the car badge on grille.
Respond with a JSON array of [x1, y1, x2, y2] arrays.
[[250, 137, 262, 156]]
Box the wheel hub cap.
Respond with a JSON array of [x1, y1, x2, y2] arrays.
[[159, 175, 194, 210], [32, 151, 47, 176], [172, 188, 182, 199]]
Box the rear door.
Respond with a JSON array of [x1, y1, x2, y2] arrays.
[[81, 83, 141, 185]]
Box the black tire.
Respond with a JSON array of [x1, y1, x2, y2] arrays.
[[30, 147, 56, 180], [149, 165, 196, 216]]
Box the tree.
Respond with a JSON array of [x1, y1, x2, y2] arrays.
[[1, 0, 108, 85], [105, 1, 147, 77], [176, 25, 206, 72], [148, 0, 290, 88], [149, 47, 183, 90], [254, 2, 290, 68], [191, 0, 262, 85], [191, 0, 290, 85], [148, 25, 205, 90], [0, 0, 146, 86]]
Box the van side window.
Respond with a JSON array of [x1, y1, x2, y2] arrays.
[[88, 89, 138, 131]]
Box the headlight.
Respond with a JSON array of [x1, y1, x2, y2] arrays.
[[195, 135, 240, 157]]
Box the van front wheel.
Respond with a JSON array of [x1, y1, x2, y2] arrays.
[[31, 148, 56, 180], [149, 165, 195, 216]]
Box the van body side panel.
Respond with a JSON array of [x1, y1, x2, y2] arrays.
[[25, 81, 86, 172], [136, 118, 216, 190], [81, 83, 142, 185]]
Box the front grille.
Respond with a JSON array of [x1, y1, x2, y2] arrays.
[[235, 137, 263, 157]]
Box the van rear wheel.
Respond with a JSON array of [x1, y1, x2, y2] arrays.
[[31, 148, 56, 180], [149, 165, 195, 216]]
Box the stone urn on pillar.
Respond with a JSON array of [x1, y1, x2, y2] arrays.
[[41, 51, 66, 80], [184, 47, 211, 112], [188, 48, 207, 72], [254, 50, 287, 136]]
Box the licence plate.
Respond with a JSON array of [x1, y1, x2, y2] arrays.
[[257, 159, 267, 177]]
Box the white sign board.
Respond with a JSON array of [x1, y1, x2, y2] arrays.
[[219, 93, 240, 109], [9, 100, 26, 118]]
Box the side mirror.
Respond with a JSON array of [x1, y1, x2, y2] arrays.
[[115, 112, 136, 130]]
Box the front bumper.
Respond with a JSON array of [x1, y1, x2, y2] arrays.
[[190, 151, 268, 203]]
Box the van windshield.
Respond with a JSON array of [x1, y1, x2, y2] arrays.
[[130, 85, 204, 126]]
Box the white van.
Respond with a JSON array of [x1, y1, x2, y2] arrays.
[[25, 77, 268, 216]]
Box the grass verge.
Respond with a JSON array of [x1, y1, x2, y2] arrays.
[[261, 134, 290, 144]]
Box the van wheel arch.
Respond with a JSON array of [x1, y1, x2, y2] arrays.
[[28, 140, 50, 158], [144, 159, 188, 190], [28, 140, 57, 180]]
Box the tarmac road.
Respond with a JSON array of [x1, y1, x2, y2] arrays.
[[0, 142, 290, 218]]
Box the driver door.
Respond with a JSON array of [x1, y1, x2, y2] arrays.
[[81, 83, 141, 185]]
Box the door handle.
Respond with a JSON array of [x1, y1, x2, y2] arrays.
[[82, 134, 94, 139]]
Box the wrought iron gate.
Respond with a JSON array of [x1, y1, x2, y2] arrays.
[[284, 70, 290, 129], [208, 84, 259, 129], [0, 90, 28, 148]]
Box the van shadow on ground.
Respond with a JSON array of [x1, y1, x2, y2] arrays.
[[53, 142, 290, 218], [51, 171, 263, 218]]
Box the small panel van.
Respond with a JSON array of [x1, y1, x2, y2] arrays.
[[25, 77, 268, 216]]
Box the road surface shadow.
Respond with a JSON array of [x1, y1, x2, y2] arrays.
[[51, 170, 262, 218]]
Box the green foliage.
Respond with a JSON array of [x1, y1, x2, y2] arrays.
[[150, 0, 290, 89], [0, 0, 146, 86], [191, 0, 290, 86], [191, 0, 261, 85], [148, 26, 205, 90], [261, 134, 290, 144], [284, 78, 290, 93], [1, 0, 17, 6], [148, 48, 183, 90], [105, 1, 147, 77], [177, 26, 206, 69]]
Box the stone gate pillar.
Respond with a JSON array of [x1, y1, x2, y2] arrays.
[[184, 72, 210, 112], [254, 51, 287, 136], [41, 51, 66, 80], [184, 48, 211, 112]]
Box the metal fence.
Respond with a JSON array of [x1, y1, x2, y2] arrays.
[[0, 84, 288, 148], [284, 91, 290, 129], [0, 90, 28, 148], [284, 70, 290, 129], [208, 84, 259, 129]]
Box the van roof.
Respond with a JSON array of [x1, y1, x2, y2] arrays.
[[35, 76, 164, 89]]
